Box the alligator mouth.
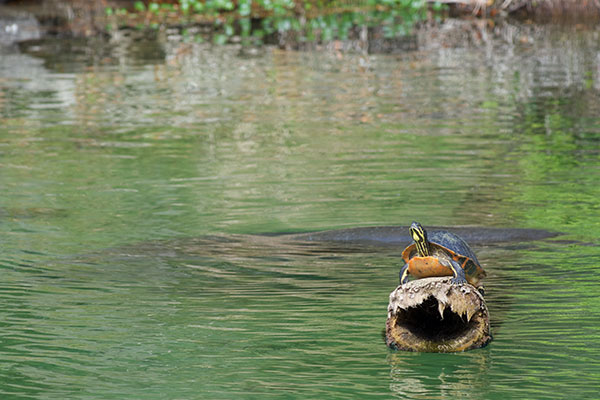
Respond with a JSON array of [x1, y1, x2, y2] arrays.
[[385, 277, 491, 352], [394, 296, 476, 342]]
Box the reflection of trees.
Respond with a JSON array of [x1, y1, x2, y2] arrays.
[[3, 23, 599, 241], [413, 23, 600, 228]]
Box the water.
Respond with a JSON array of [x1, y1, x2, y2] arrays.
[[1, 24, 600, 399]]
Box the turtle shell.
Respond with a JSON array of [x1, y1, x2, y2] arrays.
[[402, 230, 486, 285]]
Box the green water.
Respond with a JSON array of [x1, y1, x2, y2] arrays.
[[1, 25, 600, 399]]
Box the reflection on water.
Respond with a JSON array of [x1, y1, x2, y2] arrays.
[[1, 21, 600, 399]]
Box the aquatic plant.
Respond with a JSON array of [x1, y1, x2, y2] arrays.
[[104, 0, 445, 44]]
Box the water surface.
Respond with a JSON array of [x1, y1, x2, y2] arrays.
[[1, 24, 599, 399]]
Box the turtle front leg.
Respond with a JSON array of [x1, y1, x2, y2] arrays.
[[399, 263, 410, 285], [449, 260, 467, 285]]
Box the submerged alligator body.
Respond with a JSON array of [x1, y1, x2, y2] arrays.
[[284, 225, 560, 247]]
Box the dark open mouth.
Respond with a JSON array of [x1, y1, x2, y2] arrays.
[[386, 277, 491, 352], [394, 296, 476, 342]]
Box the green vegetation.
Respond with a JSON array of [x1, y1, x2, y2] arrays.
[[104, 0, 445, 44]]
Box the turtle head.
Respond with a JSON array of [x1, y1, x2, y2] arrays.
[[409, 221, 430, 256]]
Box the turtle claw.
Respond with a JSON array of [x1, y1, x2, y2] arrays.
[[450, 276, 467, 286]]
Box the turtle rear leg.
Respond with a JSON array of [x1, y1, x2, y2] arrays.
[[449, 260, 467, 285]]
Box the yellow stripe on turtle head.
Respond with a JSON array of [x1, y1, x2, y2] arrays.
[[409, 221, 430, 257]]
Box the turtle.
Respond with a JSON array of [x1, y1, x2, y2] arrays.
[[399, 222, 486, 287]]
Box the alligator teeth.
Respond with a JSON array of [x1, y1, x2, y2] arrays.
[[438, 302, 446, 320], [466, 308, 474, 322]]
